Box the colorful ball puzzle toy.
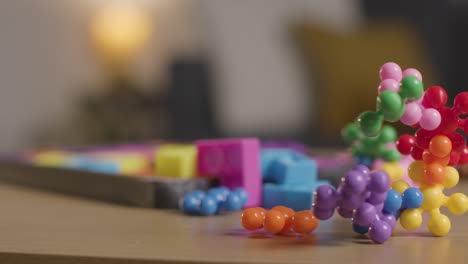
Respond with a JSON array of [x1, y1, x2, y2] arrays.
[[240, 62, 467, 244], [342, 62, 468, 239]]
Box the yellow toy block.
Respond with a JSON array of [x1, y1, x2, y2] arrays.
[[155, 145, 197, 178], [31, 151, 73, 167]]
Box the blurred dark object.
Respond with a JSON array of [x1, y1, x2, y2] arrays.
[[166, 58, 218, 141], [78, 58, 218, 144], [362, 0, 468, 97], [79, 74, 166, 144]]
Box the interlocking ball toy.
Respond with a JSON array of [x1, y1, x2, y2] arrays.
[[313, 165, 396, 244], [240, 206, 319, 235], [342, 62, 425, 166], [394, 88, 468, 236], [181, 186, 248, 216]]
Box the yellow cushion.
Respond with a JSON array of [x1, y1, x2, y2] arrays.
[[155, 145, 197, 178], [294, 21, 437, 138]]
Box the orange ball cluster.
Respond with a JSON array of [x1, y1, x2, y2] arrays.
[[240, 206, 318, 235]]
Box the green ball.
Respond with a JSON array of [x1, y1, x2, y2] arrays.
[[341, 122, 362, 144], [399, 75, 423, 100], [377, 91, 403, 114], [383, 104, 405, 122], [378, 125, 398, 143], [381, 149, 401, 162], [357, 111, 383, 137], [351, 145, 364, 157]]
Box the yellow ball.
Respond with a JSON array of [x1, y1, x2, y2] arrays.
[[428, 214, 451, 236], [408, 160, 424, 183], [381, 162, 404, 181], [421, 187, 445, 211], [400, 209, 422, 231], [392, 180, 410, 194], [443, 166, 459, 189], [447, 193, 468, 215]]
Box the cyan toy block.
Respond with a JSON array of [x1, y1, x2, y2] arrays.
[[196, 138, 262, 207], [262, 181, 328, 211], [66, 156, 120, 174], [261, 149, 318, 186], [92, 153, 151, 175], [155, 145, 197, 179]]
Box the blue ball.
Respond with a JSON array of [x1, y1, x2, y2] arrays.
[[207, 189, 226, 203], [190, 190, 205, 200], [352, 223, 369, 234], [199, 196, 219, 216], [355, 155, 374, 168], [223, 193, 243, 211], [402, 187, 423, 209], [181, 194, 201, 215], [213, 186, 230, 198], [383, 189, 402, 214], [233, 188, 248, 206]]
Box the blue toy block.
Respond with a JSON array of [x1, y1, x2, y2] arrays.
[[262, 181, 328, 211], [66, 156, 120, 174], [261, 149, 318, 186], [260, 149, 292, 180]]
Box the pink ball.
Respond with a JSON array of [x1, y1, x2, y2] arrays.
[[379, 62, 402, 81], [401, 102, 422, 125], [419, 108, 441, 131], [378, 79, 400, 94], [402, 68, 423, 82]]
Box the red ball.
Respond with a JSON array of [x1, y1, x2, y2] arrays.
[[411, 145, 424, 160], [449, 152, 461, 166], [422, 86, 447, 109], [460, 147, 468, 165], [448, 133, 466, 153], [453, 92, 468, 115], [437, 107, 459, 134], [465, 120, 468, 135], [396, 134, 416, 155], [415, 128, 435, 149]]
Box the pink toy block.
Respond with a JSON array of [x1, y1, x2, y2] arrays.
[[195, 138, 262, 207]]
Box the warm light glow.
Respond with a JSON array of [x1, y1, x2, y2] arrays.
[[90, 3, 152, 64]]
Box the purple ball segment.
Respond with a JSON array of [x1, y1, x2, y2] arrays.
[[313, 165, 396, 244]]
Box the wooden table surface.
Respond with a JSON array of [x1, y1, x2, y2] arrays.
[[0, 181, 467, 264]]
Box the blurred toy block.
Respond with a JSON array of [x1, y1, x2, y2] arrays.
[[196, 138, 262, 207], [60, 152, 151, 175], [261, 140, 310, 155], [155, 144, 197, 179], [262, 181, 327, 211], [91, 153, 152, 175], [30, 151, 73, 168], [261, 149, 317, 185]]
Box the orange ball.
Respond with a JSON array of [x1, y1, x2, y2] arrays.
[[429, 135, 452, 158], [271, 206, 295, 234], [292, 210, 319, 234], [240, 208, 264, 231], [423, 150, 450, 166], [263, 210, 286, 234], [256, 207, 267, 219], [423, 163, 445, 185]]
